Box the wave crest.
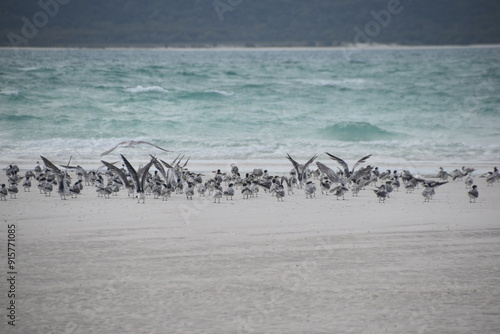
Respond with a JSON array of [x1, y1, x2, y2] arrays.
[[319, 122, 403, 141], [125, 85, 168, 93]]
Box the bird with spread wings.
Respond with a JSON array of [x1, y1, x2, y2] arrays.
[[286, 153, 318, 188], [316, 153, 372, 184], [100, 140, 171, 157]]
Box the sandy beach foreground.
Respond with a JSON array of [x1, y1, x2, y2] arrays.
[[1, 168, 499, 334]]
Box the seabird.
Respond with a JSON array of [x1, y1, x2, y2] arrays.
[[0, 184, 7, 201], [451, 169, 465, 181], [185, 182, 195, 200], [70, 181, 81, 198], [330, 184, 349, 200], [241, 183, 252, 199], [213, 189, 222, 203], [197, 183, 206, 196], [305, 181, 316, 199], [101, 160, 134, 196], [325, 153, 372, 180], [275, 177, 287, 201], [286, 153, 318, 188], [118, 154, 154, 203], [468, 185, 478, 203], [22, 176, 32, 192], [464, 175, 473, 189], [462, 166, 476, 175], [320, 178, 331, 195], [152, 182, 162, 199], [351, 182, 361, 196], [223, 183, 235, 200], [373, 185, 387, 203], [40, 156, 70, 200], [385, 181, 394, 198], [100, 140, 171, 157], [161, 183, 173, 201], [437, 167, 452, 181], [485, 167, 499, 186], [42, 179, 53, 196], [422, 184, 433, 202], [421, 181, 448, 202], [316, 161, 342, 185], [250, 181, 260, 197]]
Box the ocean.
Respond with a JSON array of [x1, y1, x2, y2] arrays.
[[1, 46, 499, 172]]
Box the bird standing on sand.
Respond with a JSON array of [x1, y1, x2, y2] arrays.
[[330, 184, 349, 200], [286, 153, 318, 188], [100, 140, 171, 157], [8, 184, 18, 199], [305, 181, 316, 199], [468, 185, 478, 203], [213, 187, 223, 203], [437, 167, 452, 181], [22, 176, 32, 192], [223, 183, 235, 200], [464, 175, 473, 189], [0, 184, 7, 201], [161, 184, 172, 201], [40, 156, 70, 200], [422, 184, 434, 202], [115, 154, 154, 203], [373, 186, 387, 203], [421, 181, 448, 202], [325, 153, 372, 180], [320, 178, 331, 195], [185, 182, 195, 200], [70, 181, 81, 198], [275, 179, 286, 202], [485, 167, 500, 186], [241, 183, 252, 199]]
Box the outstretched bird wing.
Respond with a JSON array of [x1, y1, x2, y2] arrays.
[[100, 142, 126, 157], [136, 141, 171, 153], [429, 181, 448, 188], [101, 141, 171, 157], [286, 153, 302, 181], [40, 156, 61, 174], [150, 155, 168, 183], [101, 160, 132, 189], [138, 159, 154, 192], [316, 161, 341, 183], [325, 153, 350, 177], [121, 154, 139, 192], [303, 154, 318, 173], [351, 154, 372, 173], [171, 154, 181, 166]]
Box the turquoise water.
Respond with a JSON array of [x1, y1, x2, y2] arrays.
[[0, 47, 499, 168]]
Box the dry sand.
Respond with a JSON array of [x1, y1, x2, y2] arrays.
[[1, 166, 499, 334]]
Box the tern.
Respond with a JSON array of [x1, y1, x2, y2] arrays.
[[468, 185, 478, 203], [40, 156, 70, 200], [103, 155, 154, 203], [286, 153, 318, 188], [325, 153, 372, 180]]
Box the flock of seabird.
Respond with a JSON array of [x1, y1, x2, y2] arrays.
[[2, 149, 498, 204]]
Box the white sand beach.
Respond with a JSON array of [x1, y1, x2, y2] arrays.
[[1, 164, 500, 333]]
